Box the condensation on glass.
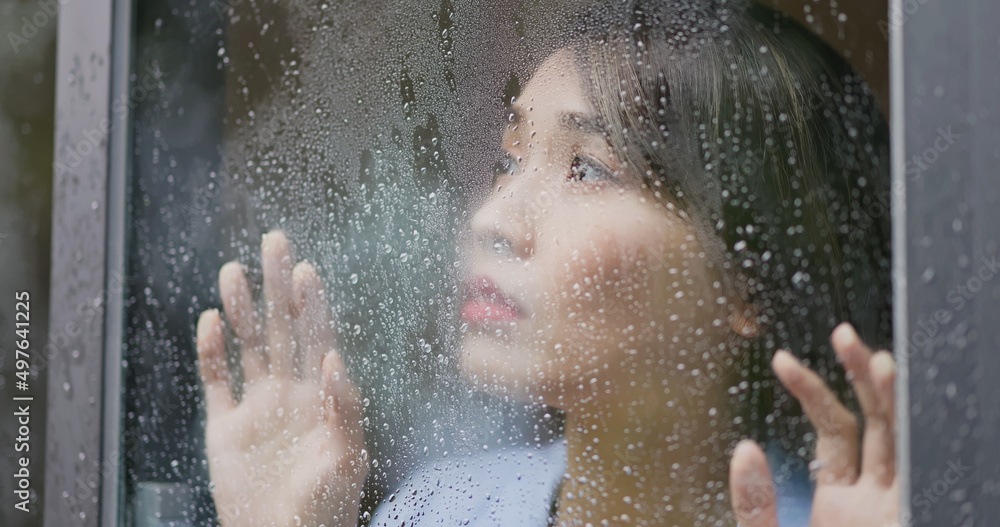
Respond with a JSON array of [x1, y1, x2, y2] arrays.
[[120, 1, 892, 526]]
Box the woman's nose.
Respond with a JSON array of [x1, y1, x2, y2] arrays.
[[470, 176, 536, 261]]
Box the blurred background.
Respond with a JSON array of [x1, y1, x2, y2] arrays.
[[0, 1, 54, 527]]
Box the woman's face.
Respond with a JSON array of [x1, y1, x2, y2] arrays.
[[459, 49, 733, 411]]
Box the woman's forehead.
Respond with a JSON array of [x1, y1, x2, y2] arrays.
[[516, 50, 590, 121], [523, 51, 582, 99]]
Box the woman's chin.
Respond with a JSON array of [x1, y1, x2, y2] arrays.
[[457, 333, 546, 402]]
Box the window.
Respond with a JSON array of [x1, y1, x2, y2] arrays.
[[27, 0, 1000, 526]]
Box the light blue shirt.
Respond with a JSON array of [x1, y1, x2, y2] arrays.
[[371, 441, 812, 526]]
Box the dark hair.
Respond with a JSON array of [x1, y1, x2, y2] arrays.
[[572, 0, 891, 452]]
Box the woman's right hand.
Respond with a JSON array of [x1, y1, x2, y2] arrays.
[[728, 323, 898, 527], [197, 230, 368, 527]]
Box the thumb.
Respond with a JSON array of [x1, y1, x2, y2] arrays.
[[730, 440, 780, 527]]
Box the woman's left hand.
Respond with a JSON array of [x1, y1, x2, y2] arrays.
[[728, 323, 899, 527]]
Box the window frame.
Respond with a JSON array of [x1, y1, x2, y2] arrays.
[[43, 0, 132, 525], [42, 0, 1000, 525], [892, 0, 1000, 523]]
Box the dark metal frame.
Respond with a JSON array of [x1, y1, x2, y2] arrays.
[[44, 0, 1000, 525], [893, 0, 1000, 524]]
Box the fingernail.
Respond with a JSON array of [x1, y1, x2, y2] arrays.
[[772, 350, 803, 383], [196, 313, 209, 343], [832, 322, 859, 347], [219, 261, 241, 281], [871, 351, 895, 379], [734, 439, 759, 458], [196, 309, 219, 343], [772, 349, 799, 366], [732, 440, 770, 489]]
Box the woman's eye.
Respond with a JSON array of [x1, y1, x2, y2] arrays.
[[569, 155, 613, 183]]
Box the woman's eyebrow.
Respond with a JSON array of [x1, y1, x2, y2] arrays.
[[559, 111, 605, 137]]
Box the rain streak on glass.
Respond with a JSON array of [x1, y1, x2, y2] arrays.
[[121, 1, 892, 526]]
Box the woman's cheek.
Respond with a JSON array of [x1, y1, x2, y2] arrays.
[[546, 232, 627, 312]]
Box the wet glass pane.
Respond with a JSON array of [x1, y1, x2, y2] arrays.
[[121, 1, 893, 525]]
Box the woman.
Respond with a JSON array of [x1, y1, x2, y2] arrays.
[[196, 2, 898, 525]]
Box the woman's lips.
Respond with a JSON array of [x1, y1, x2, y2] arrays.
[[461, 276, 524, 324]]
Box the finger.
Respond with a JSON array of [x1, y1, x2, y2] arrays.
[[831, 323, 893, 483], [293, 261, 339, 380], [219, 261, 268, 382], [866, 350, 897, 485], [729, 440, 779, 527], [831, 324, 879, 422], [197, 309, 235, 413], [773, 349, 860, 485], [262, 230, 297, 377], [321, 351, 362, 442]]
